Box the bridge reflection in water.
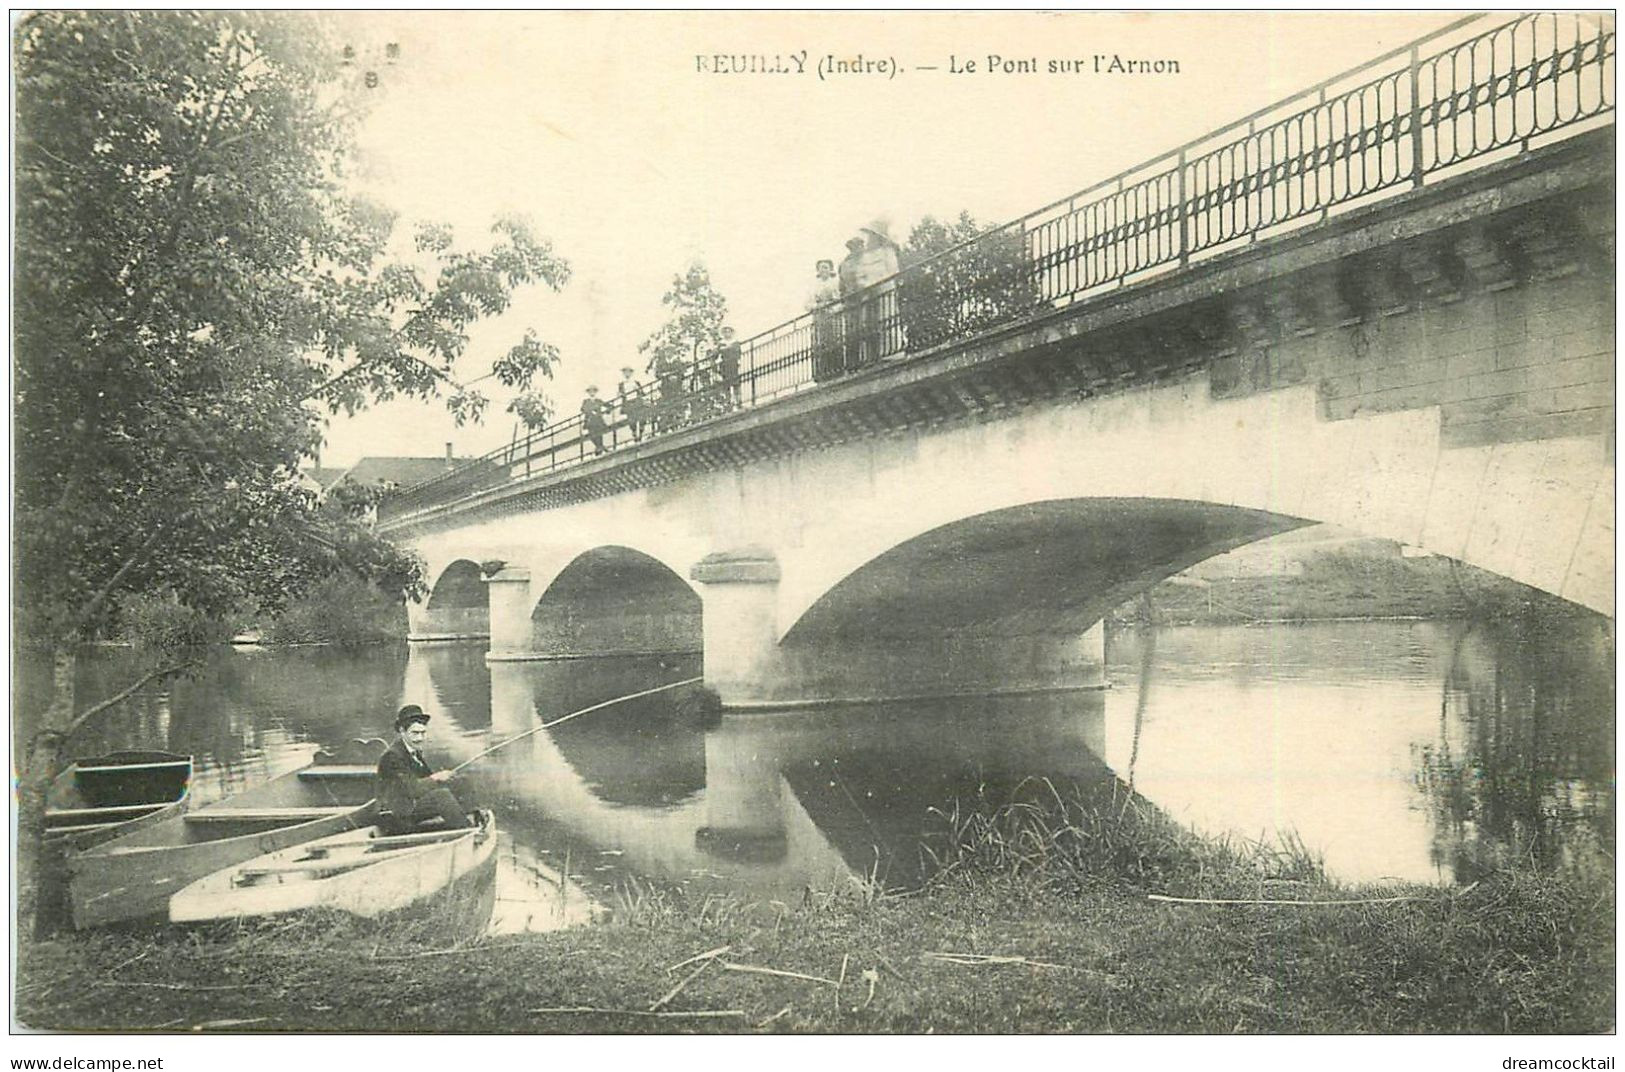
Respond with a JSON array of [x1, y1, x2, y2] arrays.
[[399, 614, 1612, 899], [429, 652, 1111, 898], [19, 615, 1608, 927]]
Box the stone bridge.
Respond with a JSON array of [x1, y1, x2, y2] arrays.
[[379, 15, 1614, 707]]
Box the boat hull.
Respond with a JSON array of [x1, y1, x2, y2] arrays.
[[70, 802, 378, 929], [49, 794, 192, 855], [170, 820, 498, 923], [67, 741, 386, 929], [45, 751, 193, 852]]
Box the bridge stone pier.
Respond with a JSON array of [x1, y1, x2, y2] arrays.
[[384, 116, 1613, 708]]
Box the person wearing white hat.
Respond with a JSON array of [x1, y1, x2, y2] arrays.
[[617, 366, 648, 441]]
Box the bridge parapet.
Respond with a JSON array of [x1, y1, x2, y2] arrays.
[[380, 12, 1614, 533], [382, 132, 1613, 547]]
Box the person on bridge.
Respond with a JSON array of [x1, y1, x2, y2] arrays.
[[617, 366, 649, 441], [648, 351, 688, 433], [716, 326, 742, 410], [580, 385, 610, 454], [809, 258, 843, 382], [688, 352, 721, 420], [837, 236, 868, 371], [839, 227, 901, 368], [376, 706, 479, 836]]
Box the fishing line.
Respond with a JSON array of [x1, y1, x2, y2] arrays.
[[447, 676, 703, 775]]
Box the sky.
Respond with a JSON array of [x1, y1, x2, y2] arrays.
[[315, 10, 1468, 468]]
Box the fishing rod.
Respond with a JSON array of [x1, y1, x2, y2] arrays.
[[446, 676, 704, 775]]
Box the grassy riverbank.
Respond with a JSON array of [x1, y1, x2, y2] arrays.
[[17, 788, 1613, 1034]]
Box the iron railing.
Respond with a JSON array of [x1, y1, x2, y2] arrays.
[[382, 12, 1614, 523]]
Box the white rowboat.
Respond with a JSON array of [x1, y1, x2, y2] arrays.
[[169, 815, 497, 923]]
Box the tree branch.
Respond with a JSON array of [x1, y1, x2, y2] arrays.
[[404, 352, 464, 387], [68, 526, 165, 641], [204, 111, 259, 157], [117, 39, 245, 333], [301, 348, 463, 404], [58, 659, 199, 741], [20, 139, 85, 176], [299, 357, 381, 402]]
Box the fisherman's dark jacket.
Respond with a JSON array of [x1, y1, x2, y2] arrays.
[[375, 738, 439, 818]]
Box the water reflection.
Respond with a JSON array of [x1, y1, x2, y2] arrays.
[[1414, 618, 1615, 881], [15, 615, 1613, 919], [1104, 618, 1614, 884], [14, 646, 411, 805], [487, 838, 604, 935], [435, 654, 1109, 896]]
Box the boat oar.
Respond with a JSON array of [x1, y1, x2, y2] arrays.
[[445, 676, 704, 776]]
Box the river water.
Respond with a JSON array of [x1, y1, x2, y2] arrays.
[[18, 617, 1613, 928]]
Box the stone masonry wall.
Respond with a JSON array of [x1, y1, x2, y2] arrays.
[[1213, 258, 1614, 451]]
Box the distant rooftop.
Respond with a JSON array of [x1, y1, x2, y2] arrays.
[[301, 466, 350, 490], [329, 456, 468, 490]]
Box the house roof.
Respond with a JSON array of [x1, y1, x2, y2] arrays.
[[301, 466, 350, 490], [332, 456, 469, 490]]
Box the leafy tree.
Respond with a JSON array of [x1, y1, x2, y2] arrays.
[[899, 211, 1038, 352], [507, 381, 555, 432], [264, 573, 411, 650], [636, 262, 731, 426], [13, 10, 567, 928], [638, 262, 730, 372]]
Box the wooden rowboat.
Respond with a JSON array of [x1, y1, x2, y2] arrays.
[[46, 750, 193, 852], [169, 814, 497, 923], [67, 739, 387, 929]]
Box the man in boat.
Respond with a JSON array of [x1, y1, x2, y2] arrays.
[[376, 706, 477, 836]]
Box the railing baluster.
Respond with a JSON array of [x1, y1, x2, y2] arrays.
[[1409, 45, 1425, 186]]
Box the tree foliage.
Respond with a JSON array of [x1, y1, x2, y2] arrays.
[[264, 573, 410, 650], [902, 212, 987, 262], [899, 211, 1038, 352], [637, 262, 730, 374], [12, 11, 569, 916], [15, 10, 563, 651], [497, 329, 562, 430]]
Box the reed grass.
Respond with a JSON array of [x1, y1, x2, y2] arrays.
[[608, 866, 886, 932], [920, 776, 1329, 898]]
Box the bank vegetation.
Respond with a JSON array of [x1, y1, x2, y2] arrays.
[[18, 781, 1612, 1034]]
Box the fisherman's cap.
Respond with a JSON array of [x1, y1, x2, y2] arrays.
[[395, 704, 430, 731]]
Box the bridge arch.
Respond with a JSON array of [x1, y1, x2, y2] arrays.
[[529, 545, 703, 660], [408, 557, 490, 640], [770, 380, 1610, 642], [781, 497, 1308, 647]]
